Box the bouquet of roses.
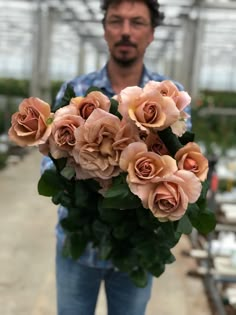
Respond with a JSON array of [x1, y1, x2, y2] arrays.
[[8, 80, 216, 287]]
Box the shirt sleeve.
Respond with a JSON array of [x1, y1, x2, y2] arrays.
[[40, 156, 54, 175]]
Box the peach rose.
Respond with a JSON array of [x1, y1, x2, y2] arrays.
[[138, 170, 201, 222], [175, 142, 209, 181], [144, 80, 191, 112], [145, 132, 169, 155], [70, 91, 111, 119], [144, 80, 191, 136], [117, 86, 180, 132], [120, 142, 177, 185], [72, 108, 140, 180], [8, 97, 53, 147], [48, 114, 85, 159], [51, 101, 81, 118]]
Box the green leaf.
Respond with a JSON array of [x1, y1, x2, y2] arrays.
[[62, 233, 87, 260], [136, 208, 160, 230], [74, 181, 90, 208], [187, 205, 216, 234], [49, 156, 67, 172], [53, 83, 76, 112], [112, 221, 135, 240], [110, 98, 122, 119], [176, 214, 193, 234], [165, 252, 176, 264], [130, 268, 148, 288], [51, 191, 64, 205], [104, 183, 127, 198], [93, 220, 111, 240], [157, 222, 180, 248], [135, 240, 158, 261], [148, 262, 165, 277], [98, 205, 124, 224], [85, 86, 102, 95], [98, 237, 113, 260], [158, 127, 183, 157], [60, 213, 81, 232], [179, 131, 195, 145], [102, 193, 141, 209], [84, 179, 100, 192], [103, 176, 142, 209], [52, 190, 72, 207], [70, 233, 87, 260], [113, 252, 137, 273], [197, 180, 209, 204], [37, 169, 63, 197]]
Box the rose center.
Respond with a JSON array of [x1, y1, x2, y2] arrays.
[[19, 108, 39, 131], [143, 103, 158, 123], [136, 158, 154, 178], [184, 158, 198, 173], [158, 197, 175, 212], [57, 126, 75, 146], [100, 136, 113, 157], [80, 103, 95, 119], [160, 89, 168, 96]]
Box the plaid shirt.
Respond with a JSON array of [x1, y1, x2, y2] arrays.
[[41, 64, 191, 268]]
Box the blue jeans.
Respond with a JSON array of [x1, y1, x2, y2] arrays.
[[56, 244, 153, 315]]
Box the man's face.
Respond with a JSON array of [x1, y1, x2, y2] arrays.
[[104, 1, 154, 67]]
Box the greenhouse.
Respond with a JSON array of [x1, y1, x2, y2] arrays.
[[1, 1, 236, 315]]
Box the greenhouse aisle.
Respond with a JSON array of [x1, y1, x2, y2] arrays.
[[0, 149, 211, 315]]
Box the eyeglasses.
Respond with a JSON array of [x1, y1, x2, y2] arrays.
[[105, 18, 151, 30]]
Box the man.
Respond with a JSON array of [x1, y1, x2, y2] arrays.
[[42, 0, 190, 314]]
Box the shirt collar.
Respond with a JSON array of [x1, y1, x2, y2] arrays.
[[92, 64, 152, 95], [92, 65, 114, 96]]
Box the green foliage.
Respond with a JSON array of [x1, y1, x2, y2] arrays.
[[37, 158, 216, 287], [0, 111, 5, 134], [0, 78, 29, 97], [0, 153, 8, 170], [84, 86, 103, 95], [192, 90, 236, 153], [200, 90, 236, 108], [110, 98, 122, 119], [0, 77, 63, 103], [102, 174, 142, 209], [158, 127, 183, 157]]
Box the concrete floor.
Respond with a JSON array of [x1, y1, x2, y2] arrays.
[[0, 149, 212, 315]]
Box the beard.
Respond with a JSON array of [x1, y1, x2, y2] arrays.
[[111, 54, 137, 67], [111, 36, 138, 67]]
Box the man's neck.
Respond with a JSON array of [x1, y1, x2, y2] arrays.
[[107, 59, 144, 94]]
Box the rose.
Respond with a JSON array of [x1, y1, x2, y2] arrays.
[[117, 85, 180, 132], [120, 142, 177, 185], [72, 108, 140, 180], [69, 91, 111, 119], [144, 80, 191, 112], [145, 132, 169, 155], [175, 142, 209, 181], [137, 170, 201, 222], [144, 80, 191, 136], [48, 114, 85, 159], [8, 97, 53, 147]]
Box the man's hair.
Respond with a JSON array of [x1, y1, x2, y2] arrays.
[[101, 0, 165, 28]]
